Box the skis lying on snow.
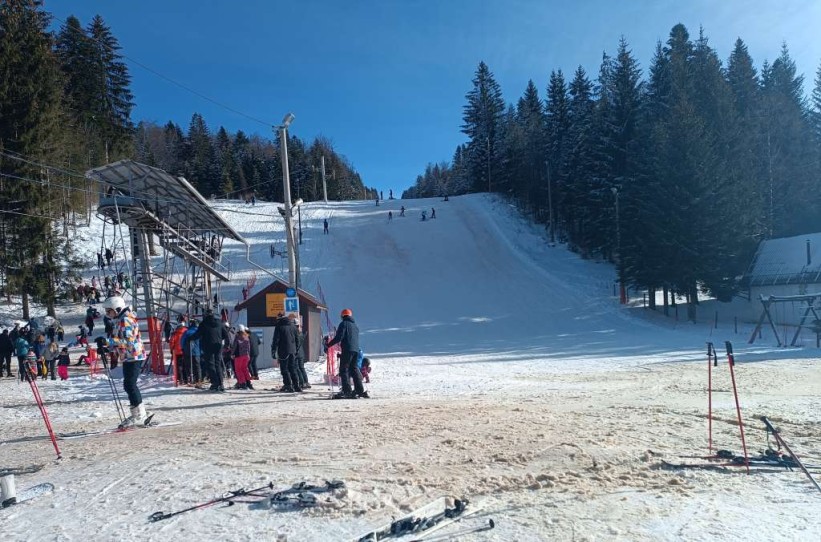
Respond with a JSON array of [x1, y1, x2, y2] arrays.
[[1, 483, 54, 509], [0, 464, 45, 477], [58, 420, 181, 440], [355, 496, 474, 541], [149, 480, 346, 522], [267, 479, 346, 508]]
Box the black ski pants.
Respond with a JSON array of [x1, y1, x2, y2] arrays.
[[339, 350, 364, 396], [0, 352, 11, 376], [17, 355, 26, 381], [278, 354, 301, 390], [202, 348, 223, 388], [296, 356, 309, 387], [249, 354, 258, 378], [122, 361, 142, 407]]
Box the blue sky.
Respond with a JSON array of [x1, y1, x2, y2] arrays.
[[46, 1, 821, 194]]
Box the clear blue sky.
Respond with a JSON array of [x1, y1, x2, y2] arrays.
[[45, 0, 821, 194]]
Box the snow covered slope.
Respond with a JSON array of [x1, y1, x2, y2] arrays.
[[2, 193, 819, 542]]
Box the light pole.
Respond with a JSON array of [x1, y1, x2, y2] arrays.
[[277, 112, 297, 288], [611, 186, 626, 304], [486, 135, 491, 193], [545, 160, 555, 244]]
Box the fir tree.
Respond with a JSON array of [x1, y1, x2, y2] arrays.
[[0, 0, 66, 317], [461, 61, 505, 193]]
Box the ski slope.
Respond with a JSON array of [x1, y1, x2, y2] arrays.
[[1, 194, 820, 542]]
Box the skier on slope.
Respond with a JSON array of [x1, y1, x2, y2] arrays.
[[103, 296, 151, 427], [325, 308, 368, 399]]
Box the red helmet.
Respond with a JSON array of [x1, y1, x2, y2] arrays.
[[340, 308, 353, 318]]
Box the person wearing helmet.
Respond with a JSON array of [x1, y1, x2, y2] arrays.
[[325, 309, 367, 399], [103, 296, 150, 427]]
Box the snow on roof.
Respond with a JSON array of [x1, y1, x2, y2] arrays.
[[747, 232, 821, 286]]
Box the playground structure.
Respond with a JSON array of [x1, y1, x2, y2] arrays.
[[748, 293, 821, 347], [86, 160, 247, 374]]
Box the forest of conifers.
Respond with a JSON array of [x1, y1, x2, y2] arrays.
[[406, 24, 821, 311]]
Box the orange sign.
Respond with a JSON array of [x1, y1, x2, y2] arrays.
[[265, 293, 285, 317]]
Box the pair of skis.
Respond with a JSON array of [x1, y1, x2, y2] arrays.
[[355, 496, 493, 541], [149, 479, 346, 522]]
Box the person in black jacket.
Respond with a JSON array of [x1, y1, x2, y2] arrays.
[[189, 310, 229, 392], [246, 325, 260, 379], [271, 314, 301, 392], [294, 320, 311, 389], [326, 308, 367, 399], [0, 329, 14, 377]]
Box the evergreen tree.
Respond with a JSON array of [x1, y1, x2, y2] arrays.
[[545, 71, 568, 237], [0, 0, 66, 317], [760, 44, 817, 236], [461, 61, 505, 193], [184, 113, 217, 194], [563, 66, 596, 252]]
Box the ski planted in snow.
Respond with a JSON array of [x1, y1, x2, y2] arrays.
[[1, 483, 54, 509]]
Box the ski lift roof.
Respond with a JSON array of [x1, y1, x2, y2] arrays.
[[86, 160, 245, 243]]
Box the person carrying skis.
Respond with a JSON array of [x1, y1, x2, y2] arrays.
[[325, 308, 367, 399], [271, 313, 302, 392], [103, 295, 150, 427]]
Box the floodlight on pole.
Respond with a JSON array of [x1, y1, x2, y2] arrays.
[[612, 186, 626, 304], [277, 113, 297, 288]]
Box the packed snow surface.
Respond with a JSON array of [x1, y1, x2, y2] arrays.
[[1, 194, 819, 541]]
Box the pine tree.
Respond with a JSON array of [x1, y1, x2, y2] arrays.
[[85, 15, 134, 162], [185, 113, 216, 195], [461, 61, 505, 193], [545, 71, 568, 237], [0, 0, 66, 318], [563, 66, 596, 252], [760, 44, 817, 236]]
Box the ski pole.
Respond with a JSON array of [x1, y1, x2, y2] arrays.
[[148, 482, 274, 522], [761, 417, 821, 494], [410, 519, 495, 542], [707, 341, 713, 454], [24, 363, 61, 460], [724, 341, 750, 474], [100, 348, 126, 423]]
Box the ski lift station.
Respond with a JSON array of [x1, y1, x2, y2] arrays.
[[86, 159, 246, 373]]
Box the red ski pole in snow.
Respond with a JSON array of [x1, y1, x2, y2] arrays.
[[24, 362, 62, 460], [724, 342, 749, 474]]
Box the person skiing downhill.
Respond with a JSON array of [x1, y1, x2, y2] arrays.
[[103, 296, 151, 428], [325, 308, 367, 399]]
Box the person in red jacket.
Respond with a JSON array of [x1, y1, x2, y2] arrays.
[[170, 323, 188, 384]]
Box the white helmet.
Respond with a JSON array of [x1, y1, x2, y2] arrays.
[[237, 324, 247, 332], [102, 296, 127, 313]]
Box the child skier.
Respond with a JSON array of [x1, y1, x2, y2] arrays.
[[57, 347, 71, 380]]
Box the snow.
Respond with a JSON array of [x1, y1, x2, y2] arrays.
[[2, 193, 820, 541]]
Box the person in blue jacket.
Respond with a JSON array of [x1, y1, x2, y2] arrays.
[[325, 309, 367, 399]]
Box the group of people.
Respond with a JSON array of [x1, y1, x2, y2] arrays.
[[74, 273, 130, 305], [0, 321, 71, 381], [168, 314, 262, 391]]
